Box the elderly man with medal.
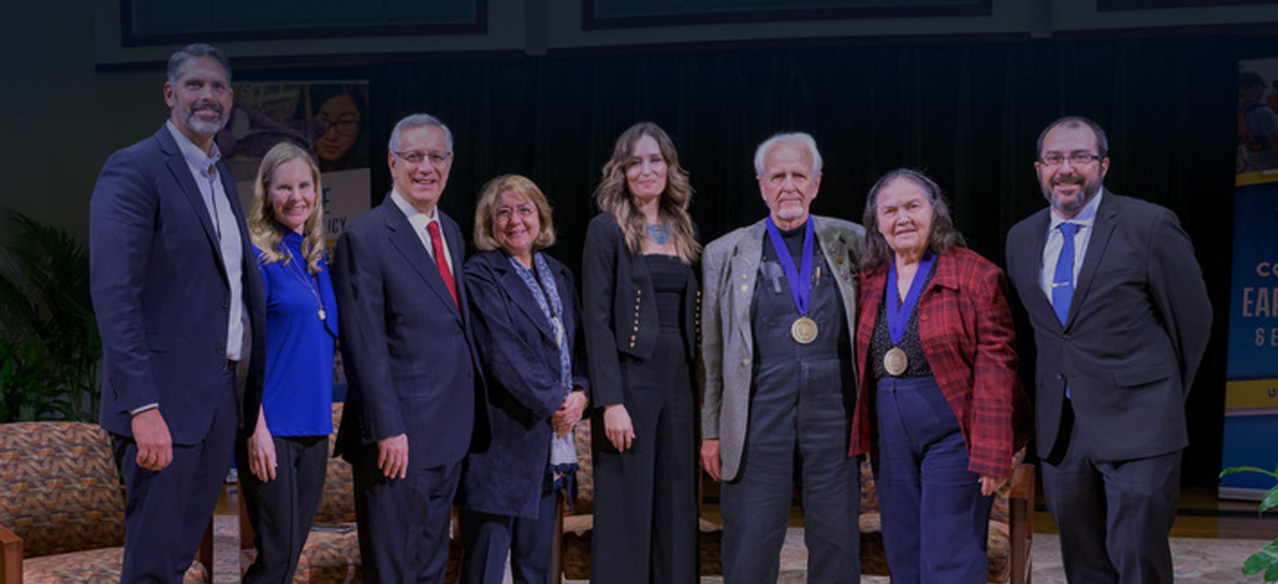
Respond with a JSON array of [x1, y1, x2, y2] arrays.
[[849, 169, 1031, 584], [700, 132, 866, 583]]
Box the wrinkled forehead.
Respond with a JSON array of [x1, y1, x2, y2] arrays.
[[763, 141, 813, 172]]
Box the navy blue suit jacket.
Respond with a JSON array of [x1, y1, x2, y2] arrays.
[[332, 197, 490, 469], [1005, 192, 1212, 462], [90, 126, 265, 443], [458, 249, 588, 518]]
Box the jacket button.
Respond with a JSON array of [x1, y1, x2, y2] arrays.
[[740, 284, 748, 292], [741, 358, 750, 366], [741, 274, 747, 280], [637, 289, 642, 296], [629, 342, 636, 348], [630, 335, 637, 342], [633, 326, 639, 332], [837, 257, 844, 264]]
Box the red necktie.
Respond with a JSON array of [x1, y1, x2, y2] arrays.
[[427, 221, 458, 307]]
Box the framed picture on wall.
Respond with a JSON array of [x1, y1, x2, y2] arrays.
[[582, 0, 992, 29], [121, 0, 485, 46]]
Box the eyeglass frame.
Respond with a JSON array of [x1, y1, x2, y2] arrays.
[[1038, 152, 1104, 167], [319, 116, 360, 137], [393, 150, 452, 166]]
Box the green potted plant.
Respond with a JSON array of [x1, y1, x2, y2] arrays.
[[1219, 465, 1278, 582], [0, 209, 100, 421]]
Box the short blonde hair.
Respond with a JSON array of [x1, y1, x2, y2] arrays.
[[473, 174, 556, 252]]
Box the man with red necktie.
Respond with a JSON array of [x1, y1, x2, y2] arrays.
[[332, 112, 489, 583]]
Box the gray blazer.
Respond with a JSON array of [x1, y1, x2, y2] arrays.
[[700, 215, 865, 481]]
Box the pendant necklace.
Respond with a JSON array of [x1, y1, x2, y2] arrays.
[[646, 223, 670, 244], [284, 245, 326, 321]]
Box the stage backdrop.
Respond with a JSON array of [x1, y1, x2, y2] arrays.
[[222, 81, 371, 244], [1221, 57, 1278, 499]]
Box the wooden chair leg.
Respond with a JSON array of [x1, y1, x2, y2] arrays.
[[1007, 463, 1035, 584], [0, 525, 22, 584], [553, 493, 567, 584], [197, 518, 214, 580]]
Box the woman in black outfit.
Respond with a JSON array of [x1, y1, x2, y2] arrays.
[[582, 122, 702, 584]]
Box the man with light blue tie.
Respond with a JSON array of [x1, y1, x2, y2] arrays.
[[1005, 116, 1211, 584]]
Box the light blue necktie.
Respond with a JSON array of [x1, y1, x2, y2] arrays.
[[1051, 222, 1080, 326]]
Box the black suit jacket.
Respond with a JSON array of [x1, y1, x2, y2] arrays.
[[90, 126, 265, 443], [458, 249, 588, 518], [581, 213, 701, 409], [332, 197, 490, 469], [1005, 191, 1211, 462]]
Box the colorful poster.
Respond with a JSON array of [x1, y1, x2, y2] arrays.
[[1221, 58, 1278, 499], [220, 81, 371, 243]]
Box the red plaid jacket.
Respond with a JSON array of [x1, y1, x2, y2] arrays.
[[849, 246, 1032, 478]]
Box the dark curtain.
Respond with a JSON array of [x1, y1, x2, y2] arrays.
[[367, 33, 1275, 486]]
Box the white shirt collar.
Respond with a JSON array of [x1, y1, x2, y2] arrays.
[[165, 120, 222, 176], [389, 188, 438, 226]]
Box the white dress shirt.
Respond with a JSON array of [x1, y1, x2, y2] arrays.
[[166, 121, 245, 361], [1039, 189, 1105, 301], [390, 189, 455, 274]]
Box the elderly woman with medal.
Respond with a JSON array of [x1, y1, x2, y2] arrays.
[[848, 169, 1031, 584]]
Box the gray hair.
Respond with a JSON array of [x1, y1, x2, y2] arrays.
[[1036, 115, 1109, 160], [388, 113, 454, 154], [167, 43, 231, 87], [860, 168, 965, 269], [753, 132, 823, 177]]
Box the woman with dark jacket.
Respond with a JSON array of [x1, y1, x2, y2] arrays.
[[849, 169, 1032, 584], [582, 122, 701, 584], [458, 174, 589, 584]]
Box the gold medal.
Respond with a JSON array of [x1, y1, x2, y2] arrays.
[[791, 316, 818, 344], [884, 347, 908, 376]]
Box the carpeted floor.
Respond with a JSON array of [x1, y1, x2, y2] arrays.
[[214, 516, 1271, 583]]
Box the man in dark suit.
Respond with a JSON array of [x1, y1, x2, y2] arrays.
[[89, 43, 265, 583], [1005, 116, 1212, 584], [332, 113, 488, 583]]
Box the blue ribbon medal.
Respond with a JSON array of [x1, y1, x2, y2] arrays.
[[765, 216, 819, 344], [883, 249, 935, 375]]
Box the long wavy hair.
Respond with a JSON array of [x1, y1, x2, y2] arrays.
[[594, 122, 700, 263], [248, 142, 326, 273], [860, 168, 965, 270]]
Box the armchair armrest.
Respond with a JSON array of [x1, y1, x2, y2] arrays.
[[0, 523, 22, 584]]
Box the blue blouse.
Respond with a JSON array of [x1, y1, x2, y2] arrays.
[[254, 230, 339, 437]]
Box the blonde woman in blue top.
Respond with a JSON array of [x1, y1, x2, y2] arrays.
[[238, 142, 340, 583]]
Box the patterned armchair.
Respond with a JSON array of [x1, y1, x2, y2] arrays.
[[858, 458, 1036, 584], [0, 421, 207, 584]]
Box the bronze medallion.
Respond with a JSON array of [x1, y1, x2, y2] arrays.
[[791, 316, 819, 344], [884, 347, 908, 376]]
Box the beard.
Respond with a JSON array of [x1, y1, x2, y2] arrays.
[[1043, 177, 1100, 216], [180, 103, 227, 137]]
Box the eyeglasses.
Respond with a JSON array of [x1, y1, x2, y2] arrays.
[[393, 150, 451, 166], [319, 117, 359, 137], [1039, 153, 1102, 167]]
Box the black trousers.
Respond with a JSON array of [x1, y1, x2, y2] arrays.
[[591, 336, 698, 584], [114, 372, 238, 584], [1042, 402, 1181, 584], [237, 434, 328, 584], [459, 472, 558, 584], [721, 358, 860, 584], [353, 451, 462, 584]]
